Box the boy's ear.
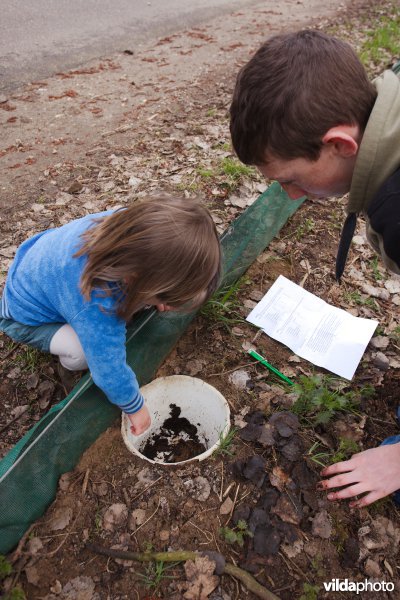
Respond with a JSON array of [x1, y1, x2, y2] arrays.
[[322, 126, 359, 157]]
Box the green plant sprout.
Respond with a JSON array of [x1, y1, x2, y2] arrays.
[[389, 326, 400, 344], [292, 374, 374, 426], [294, 217, 316, 240], [299, 583, 320, 600], [220, 519, 253, 547], [331, 438, 359, 463], [307, 441, 331, 467], [214, 427, 238, 457], [0, 555, 12, 580], [0, 555, 26, 600]]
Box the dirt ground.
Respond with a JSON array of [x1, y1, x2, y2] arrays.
[[1, 0, 400, 599]]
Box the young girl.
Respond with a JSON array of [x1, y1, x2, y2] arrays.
[[0, 196, 221, 436]]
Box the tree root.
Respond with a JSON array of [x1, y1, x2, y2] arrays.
[[87, 544, 280, 600]]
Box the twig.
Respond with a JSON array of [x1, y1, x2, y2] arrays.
[[207, 361, 258, 377], [225, 483, 240, 526], [10, 524, 36, 563], [219, 461, 224, 502], [2, 342, 20, 361], [81, 469, 90, 496], [0, 405, 29, 435], [130, 476, 162, 502], [279, 551, 310, 583], [86, 545, 281, 600], [224, 563, 280, 600], [134, 499, 160, 534], [45, 506, 83, 557], [187, 521, 213, 543]]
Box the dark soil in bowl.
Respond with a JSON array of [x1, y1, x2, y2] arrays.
[[140, 403, 207, 463]]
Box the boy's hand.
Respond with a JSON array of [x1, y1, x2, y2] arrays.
[[156, 303, 174, 312], [127, 404, 151, 435], [319, 444, 400, 507]]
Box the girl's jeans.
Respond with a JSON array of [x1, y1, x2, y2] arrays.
[[0, 317, 87, 371]]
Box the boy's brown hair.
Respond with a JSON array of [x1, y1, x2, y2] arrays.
[[75, 196, 221, 320], [230, 30, 377, 164]]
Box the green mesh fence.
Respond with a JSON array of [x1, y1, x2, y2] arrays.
[[0, 183, 303, 553]]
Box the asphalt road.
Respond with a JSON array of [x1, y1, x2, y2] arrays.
[[0, 0, 259, 91]]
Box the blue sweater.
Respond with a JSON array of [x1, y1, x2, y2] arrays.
[[1, 212, 144, 414]]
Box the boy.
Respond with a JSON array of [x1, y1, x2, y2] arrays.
[[230, 30, 400, 508]]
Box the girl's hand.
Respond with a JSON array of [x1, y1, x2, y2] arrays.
[[319, 444, 400, 508], [127, 404, 151, 435]]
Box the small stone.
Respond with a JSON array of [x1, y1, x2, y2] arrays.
[[58, 472, 73, 492], [93, 482, 108, 496], [228, 369, 250, 390], [50, 507, 73, 531], [364, 558, 381, 579], [67, 180, 83, 194], [26, 537, 43, 555], [370, 336, 389, 350], [128, 176, 142, 188], [372, 352, 390, 371], [311, 510, 332, 539], [50, 580, 63, 594], [184, 476, 211, 502], [10, 404, 28, 418], [25, 565, 40, 586], [129, 508, 147, 530], [220, 497, 233, 515], [159, 529, 170, 542], [103, 503, 128, 531], [26, 372, 40, 390], [385, 277, 400, 294]]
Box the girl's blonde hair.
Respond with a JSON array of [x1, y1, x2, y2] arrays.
[[75, 196, 221, 320]]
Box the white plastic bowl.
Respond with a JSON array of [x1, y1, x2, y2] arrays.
[[121, 375, 231, 465]]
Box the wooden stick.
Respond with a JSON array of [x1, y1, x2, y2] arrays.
[[86, 544, 281, 600]]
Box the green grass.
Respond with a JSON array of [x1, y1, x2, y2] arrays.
[[342, 290, 378, 310], [359, 12, 400, 66], [14, 347, 44, 373], [369, 256, 384, 282], [213, 427, 238, 457], [200, 278, 247, 329], [307, 437, 359, 467], [138, 560, 179, 591], [220, 157, 254, 181]]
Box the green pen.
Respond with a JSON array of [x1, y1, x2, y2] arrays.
[[248, 349, 294, 386]]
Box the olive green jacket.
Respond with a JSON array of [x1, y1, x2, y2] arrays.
[[348, 69, 400, 274]]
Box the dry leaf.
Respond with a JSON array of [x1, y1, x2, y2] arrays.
[[183, 555, 219, 599]]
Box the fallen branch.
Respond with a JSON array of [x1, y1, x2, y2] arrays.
[[87, 544, 280, 600]]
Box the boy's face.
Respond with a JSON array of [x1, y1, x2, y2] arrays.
[[258, 145, 355, 201]]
